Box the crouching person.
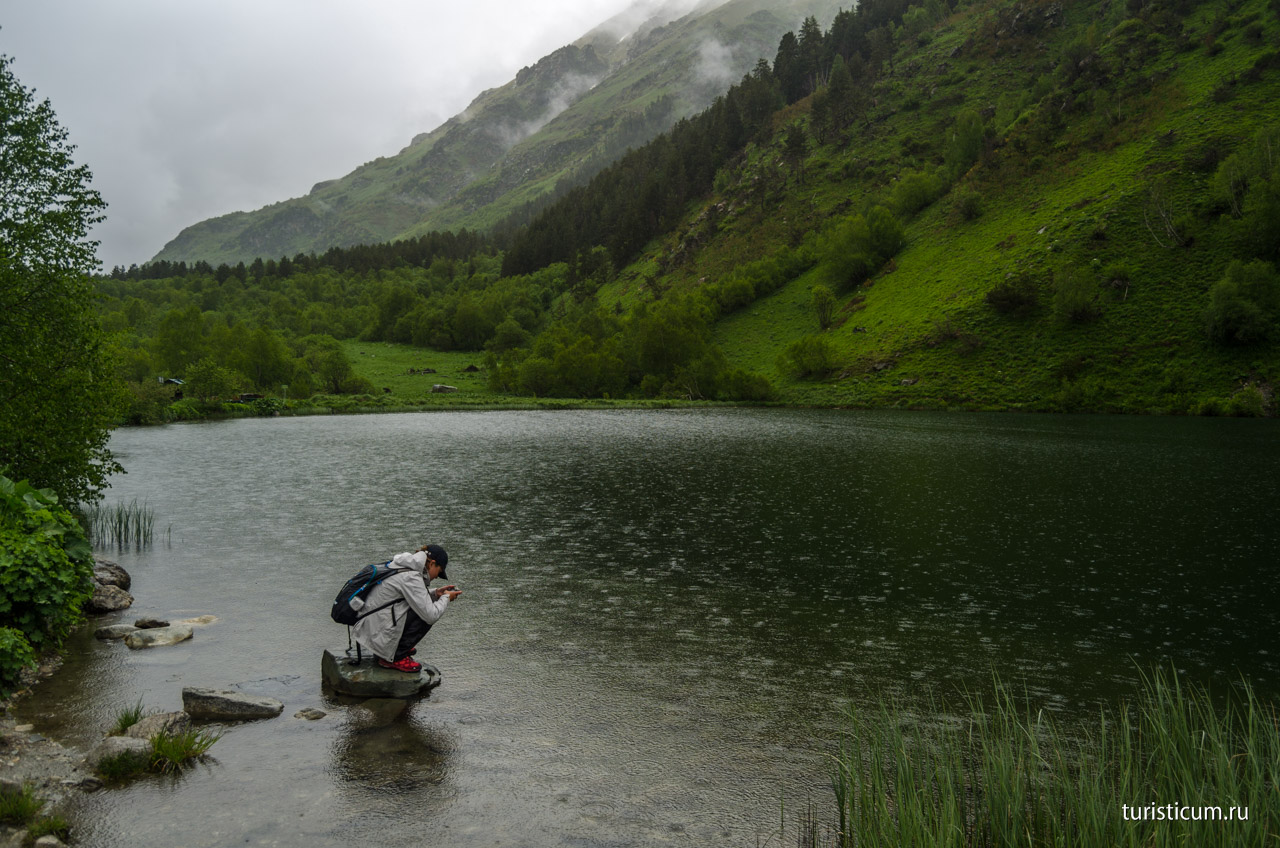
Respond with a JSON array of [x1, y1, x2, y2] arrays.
[[354, 544, 461, 672]]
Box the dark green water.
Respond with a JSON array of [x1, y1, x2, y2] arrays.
[[19, 409, 1279, 846]]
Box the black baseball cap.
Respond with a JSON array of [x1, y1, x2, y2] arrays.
[[425, 544, 449, 580]]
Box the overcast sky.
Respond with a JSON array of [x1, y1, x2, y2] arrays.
[[3, 1, 646, 269]]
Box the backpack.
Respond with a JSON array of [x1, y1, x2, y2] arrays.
[[330, 561, 412, 625]]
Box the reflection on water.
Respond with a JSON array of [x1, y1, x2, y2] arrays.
[[331, 703, 454, 793], [16, 409, 1280, 847]]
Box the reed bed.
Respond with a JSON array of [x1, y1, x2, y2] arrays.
[[831, 667, 1278, 847], [83, 499, 160, 550]]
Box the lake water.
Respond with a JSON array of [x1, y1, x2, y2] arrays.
[[18, 409, 1280, 847]]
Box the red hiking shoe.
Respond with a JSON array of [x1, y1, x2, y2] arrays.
[[378, 656, 422, 673]]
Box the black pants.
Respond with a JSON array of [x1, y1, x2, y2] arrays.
[[394, 609, 432, 661]]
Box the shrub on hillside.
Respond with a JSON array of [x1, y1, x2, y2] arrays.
[[986, 275, 1040, 317], [778, 336, 838, 378], [0, 475, 95, 695], [1203, 259, 1280, 345], [816, 207, 906, 291], [891, 170, 947, 217], [1052, 267, 1101, 323]]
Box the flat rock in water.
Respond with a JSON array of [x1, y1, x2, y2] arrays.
[[122, 711, 191, 739], [94, 624, 138, 640], [123, 623, 193, 649], [321, 649, 441, 698], [173, 615, 217, 627], [133, 617, 169, 629], [182, 688, 284, 721], [85, 584, 133, 614]]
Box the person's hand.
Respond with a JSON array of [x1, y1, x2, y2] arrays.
[[445, 589, 462, 601]]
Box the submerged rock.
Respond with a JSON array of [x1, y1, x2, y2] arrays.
[[182, 688, 284, 721], [133, 617, 169, 629], [123, 623, 193, 649], [94, 624, 138, 640], [85, 584, 133, 614], [172, 615, 217, 627], [321, 648, 441, 698]]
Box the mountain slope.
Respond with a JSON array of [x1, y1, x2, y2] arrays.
[[611, 0, 1280, 412], [152, 0, 842, 266]]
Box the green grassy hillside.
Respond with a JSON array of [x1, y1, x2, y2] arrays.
[[595, 0, 1280, 413]]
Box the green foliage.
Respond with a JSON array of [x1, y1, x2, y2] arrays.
[[779, 336, 838, 378], [0, 53, 122, 503], [94, 749, 152, 783], [83, 499, 156, 551], [830, 666, 1279, 847], [26, 815, 71, 843], [890, 170, 946, 217], [0, 781, 44, 825], [0, 626, 35, 698], [96, 725, 222, 782], [1052, 267, 1101, 323], [816, 207, 906, 290], [110, 699, 147, 736], [945, 110, 986, 178], [184, 356, 242, 402], [952, 188, 984, 222], [1203, 259, 1280, 344], [149, 728, 222, 774], [0, 475, 95, 656], [811, 284, 838, 330], [986, 275, 1040, 317]]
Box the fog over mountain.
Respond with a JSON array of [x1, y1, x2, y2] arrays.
[[3, 0, 662, 268]]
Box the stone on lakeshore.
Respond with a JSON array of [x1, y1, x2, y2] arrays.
[[94, 624, 139, 640], [85, 584, 133, 614], [85, 735, 150, 770], [93, 560, 131, 590], [321, 649, 441, 698], [122, 712, 191, 740], [123, 624, 193, 649], [430, 384, 458, 393], [182, 688, 284, 721], [133, 617, 169, 629], [33, 834, 67, 848]]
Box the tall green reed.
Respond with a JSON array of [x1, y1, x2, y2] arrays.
[[830, 666, 1278, 847], [83, 498, 158, 550]]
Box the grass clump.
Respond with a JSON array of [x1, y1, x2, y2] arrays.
[[0, 782, 69, 842], [95, 728, 223, 783], [831, 666, 1278, 847], [149, 728, 221, 774], [0, 782, 44, 825], [108, 698, 146, 736]]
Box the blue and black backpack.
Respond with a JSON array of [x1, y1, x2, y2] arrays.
[[330, 561, 411, 625]]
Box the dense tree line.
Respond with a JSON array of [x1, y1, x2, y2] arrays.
[[108, 228, 493, 282]]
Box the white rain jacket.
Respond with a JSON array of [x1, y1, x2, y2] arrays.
[[351, 550, 451, 661]]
